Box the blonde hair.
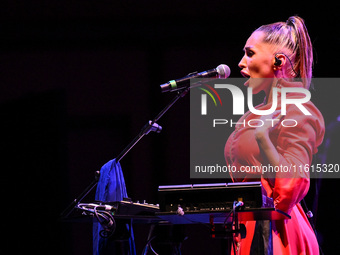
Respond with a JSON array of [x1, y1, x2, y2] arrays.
[[255, 16, 313, 89]]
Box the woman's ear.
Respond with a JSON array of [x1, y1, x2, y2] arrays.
[[273, 53, 286, 70]]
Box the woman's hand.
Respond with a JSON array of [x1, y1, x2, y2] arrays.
[[254, 110, 283, 167], [254, 110, 282, 140]]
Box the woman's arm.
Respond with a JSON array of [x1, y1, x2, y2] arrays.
[[254, 108, 324, 213], [254, 111, 282, 167]]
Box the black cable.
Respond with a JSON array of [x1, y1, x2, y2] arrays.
[[141, 236, 158, 255], [275, 53, 299, 77], [77, 203, 116, 239], [221, 201, 239, 255], [95, 209, 116, 239], [223, 210, 234, 228], [232, 201, 237, 255], [232, 241, 236, 255]]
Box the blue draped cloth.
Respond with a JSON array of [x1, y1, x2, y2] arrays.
[[93, 159, 136, 255]]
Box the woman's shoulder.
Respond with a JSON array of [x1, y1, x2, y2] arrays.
[[283, 101, 325, 148], [284, 100, 324, 124]]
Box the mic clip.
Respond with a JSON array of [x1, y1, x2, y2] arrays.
[[187, 71, 198, 76], [145, 121, 162, 135]]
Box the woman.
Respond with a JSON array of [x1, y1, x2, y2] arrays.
[[224, 16, 324, 254]]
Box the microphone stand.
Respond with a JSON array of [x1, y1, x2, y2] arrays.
[[116, 87, 189, 162], [60, 88, 190, 219]]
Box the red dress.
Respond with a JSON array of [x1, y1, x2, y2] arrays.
[[224, 85, 325, 255]]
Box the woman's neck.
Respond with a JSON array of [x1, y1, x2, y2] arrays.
[[264, 78, 278, 105]]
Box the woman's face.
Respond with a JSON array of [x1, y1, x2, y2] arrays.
[[238, 31, 276, 94]]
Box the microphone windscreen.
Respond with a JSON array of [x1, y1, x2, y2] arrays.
[[216, 64, 231, 79]]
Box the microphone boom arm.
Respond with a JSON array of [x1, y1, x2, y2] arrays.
[[116, 87, 189, 162]]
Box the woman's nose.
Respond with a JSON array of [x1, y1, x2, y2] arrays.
[[238, 55, 247, 69]]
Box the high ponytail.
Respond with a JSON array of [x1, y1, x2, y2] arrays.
[[255, 16, 313, 89]]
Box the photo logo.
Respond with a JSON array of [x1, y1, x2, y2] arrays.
[[199, 84, 222, 115], [199, 84, 312, 116], [190, 78, 340, 179]]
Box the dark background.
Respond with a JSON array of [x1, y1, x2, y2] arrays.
[[2, 1, 339, 254]]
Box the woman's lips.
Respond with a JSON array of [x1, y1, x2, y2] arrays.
[[240, 70, 250, 78]]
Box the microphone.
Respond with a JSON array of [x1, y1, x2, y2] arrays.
[[160, 64, 231, 93], [235, 201, 244, 208]]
